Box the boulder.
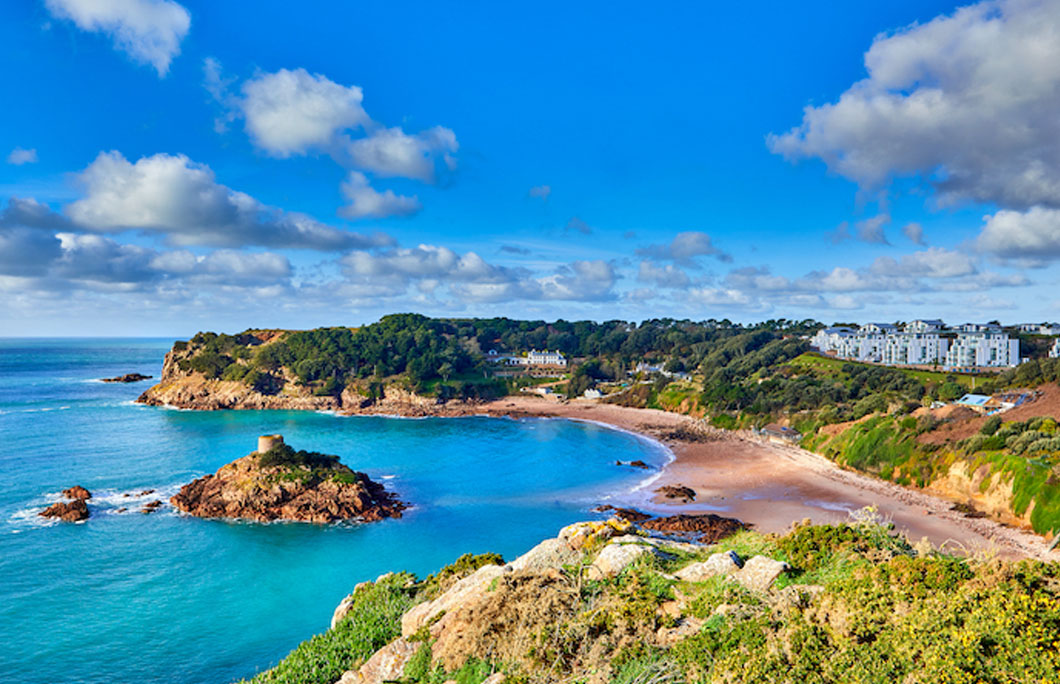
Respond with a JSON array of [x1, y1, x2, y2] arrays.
[[654, 484, 696, 502], [141, 500, 163, 514], [62, 486, 92, 500], [401, 563, 507, 637], [674, 551, 744, 582], [507, 538, 581, 573], [586, 541, 655, 580], [336, 637, 418, 684], [732, 555, 789, 593], [559, 518, 633, 549], [39, 499, 89, 522]]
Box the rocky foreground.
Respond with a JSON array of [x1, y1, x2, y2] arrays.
[[171, 438, 404, 523], [241, 514, 1060, 684]]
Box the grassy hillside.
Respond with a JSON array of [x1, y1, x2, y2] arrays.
[[239, 519, 1060, 684]]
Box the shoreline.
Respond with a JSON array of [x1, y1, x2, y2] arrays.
[[146, 392, 1056, 560], [462, 396, 1057, 561]]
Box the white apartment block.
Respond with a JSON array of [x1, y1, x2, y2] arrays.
[[812, 320, 1019, 370], [943, 332, 1020, 370]]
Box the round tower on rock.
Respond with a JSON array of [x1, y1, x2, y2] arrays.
[[257, 434, 284, 454]]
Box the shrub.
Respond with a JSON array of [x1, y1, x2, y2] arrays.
[[257, 444, 339, 470], [980, 415, 1002, 436]]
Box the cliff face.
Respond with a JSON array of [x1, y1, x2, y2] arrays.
[[170, 453, 405, 523], [137, 340, 444, 413]]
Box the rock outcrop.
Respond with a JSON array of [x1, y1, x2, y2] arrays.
[[40, 486, 93, 521], [39, 499, 89, 522], [101, 373, 152, 383], [654, 484, 697, 502], [62, 485, 92, 500], [641, 513, 747, 543], [170, 436, 405, 524]]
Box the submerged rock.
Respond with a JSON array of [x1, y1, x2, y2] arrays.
[[141, 500, 163, 514], [101, 373, 152, 383], [170, 435, 405, 524]]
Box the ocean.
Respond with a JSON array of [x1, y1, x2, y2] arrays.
[[0, 339, 668, 684]]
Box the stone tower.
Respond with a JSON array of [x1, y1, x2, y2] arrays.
[[257, 434, 284, 454]]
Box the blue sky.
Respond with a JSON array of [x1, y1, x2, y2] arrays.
[[3, 0, 1059, 335]]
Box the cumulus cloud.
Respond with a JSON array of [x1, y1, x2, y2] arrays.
[[976, 206, 1060, 264], [338, 172, 421, 219], [769, 0, 1060, 210], [636, 231, 731, 266], [347, 126, 458, 183], [338, 246, 616, 303], [0, 197, 73, 231], [637, 261, 690, 288], [7, 148, 38, 165], [869, 247, 978, 278], [64, 151, 393, 250], [45, 0, 190, 76], [0, 228, 62, 276], [529, 185, 551, 201], [239, 68, 369, 157]]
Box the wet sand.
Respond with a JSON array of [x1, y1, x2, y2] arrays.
[[474, 395, 1057, 560]]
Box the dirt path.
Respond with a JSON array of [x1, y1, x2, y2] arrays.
[[474, 396, 1057, 560]]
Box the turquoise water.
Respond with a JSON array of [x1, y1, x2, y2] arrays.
[[0, 339, 667, 684]]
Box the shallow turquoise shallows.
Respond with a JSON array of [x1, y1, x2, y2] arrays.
[[0, 339, 667, 684]]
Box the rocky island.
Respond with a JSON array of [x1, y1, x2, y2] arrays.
[[170, 435, 405, 524], [39, 485, 92, 522]]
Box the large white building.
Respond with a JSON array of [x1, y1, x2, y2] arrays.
[[812, 320, 1019, 370], [943, 332, 1020, 370]]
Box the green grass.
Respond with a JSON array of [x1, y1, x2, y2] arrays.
[[238, 573, 417, 684], [787, 352, 984, 389]]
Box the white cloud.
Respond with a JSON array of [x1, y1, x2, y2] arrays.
[[636, 231, 731, 265], [240, 68, 369, 157], [769, 0, 1060, 210], [7, 148, 38, 165], [338, 172, 421, 219], [538, 260, 617, 301], [347, 126, 458, 182], [977, 206, 1060, 264], [869, 247, 978, 278], [565, 217, 592, 235], [45, 0, 190, 76], [637, 260, 690, 288], [63, 151, 393, 250]]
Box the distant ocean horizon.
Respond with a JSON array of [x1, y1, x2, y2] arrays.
[[0, 339, 668, 684]]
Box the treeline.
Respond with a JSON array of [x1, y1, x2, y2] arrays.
[[173, 314, 825, 399]]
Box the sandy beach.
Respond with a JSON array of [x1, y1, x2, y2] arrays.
[[471, 395, 1057, 560]]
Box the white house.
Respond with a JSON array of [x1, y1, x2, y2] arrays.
[[525, 349, 567, 367], [906, 319, 945, 333]]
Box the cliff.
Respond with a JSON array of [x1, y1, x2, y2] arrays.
[[136, 333, 452, 413], [171, 441, 405, 523], [239, 515, 1060, 684]]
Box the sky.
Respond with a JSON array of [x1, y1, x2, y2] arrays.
[[3, 0, 1060, 336]]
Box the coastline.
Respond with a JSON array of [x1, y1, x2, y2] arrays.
[[139, 386, 1057, 560], [462, 395, 1057, 561]]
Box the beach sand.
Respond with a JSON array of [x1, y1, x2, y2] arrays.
[[473, 395, 1057, 560]]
